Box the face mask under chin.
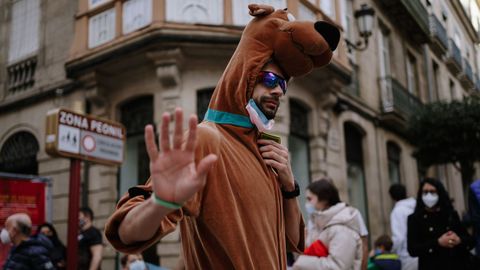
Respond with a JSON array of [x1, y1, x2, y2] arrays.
[[246, 99, 274, 132]]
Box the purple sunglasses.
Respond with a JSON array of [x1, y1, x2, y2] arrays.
[[257, 71, 287, 94]]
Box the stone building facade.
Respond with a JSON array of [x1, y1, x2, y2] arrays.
[[1, 0, 480, 268]]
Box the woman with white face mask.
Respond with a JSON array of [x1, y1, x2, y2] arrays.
[[407, 178, 476, 270], [293, 179, 364, 270]]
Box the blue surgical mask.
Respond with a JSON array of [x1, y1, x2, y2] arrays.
[[79, 219, 86, 228], [305, 202, 316, 215], [245, 99, 274, 132], [129, 260, 146, 270]]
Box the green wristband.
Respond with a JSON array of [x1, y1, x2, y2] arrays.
[[152, 193, 182, 209]]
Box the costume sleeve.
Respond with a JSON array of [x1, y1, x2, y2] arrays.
[[285, 206, 305, 253], [104, 124, 219, 253], [104, 181, 184, 253], [407, 214, 438, 257]]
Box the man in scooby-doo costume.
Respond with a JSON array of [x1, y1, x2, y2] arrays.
[[105, 3, 340, 269]]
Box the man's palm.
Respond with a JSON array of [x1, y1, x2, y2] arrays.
[[145, 109, 217, 204]]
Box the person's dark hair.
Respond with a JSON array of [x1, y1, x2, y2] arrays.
[[389, 183, 407, 201], [307, 178, 341, 207], [374, 234, 393, 252], [414, 177, 453, 214], [120, 254, 128, 267], [37, 223, 64, 246], [79, 207, 94, 221], [16, 221, 31, 236]]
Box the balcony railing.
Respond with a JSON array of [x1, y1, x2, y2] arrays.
[[378, 0, 429, 43], [379, 76, 422, 120], [459, 58, 475, 90], [463, 58, 474, 83], [429, 14, 448, 55], [446, 39, 462, 74], [6, 57, 37, 95]]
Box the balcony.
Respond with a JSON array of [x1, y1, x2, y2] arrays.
[[445, 39, 462, 75], [429, 14, 448, 56], [379, 76, 422, 127], [6, 57, 37, 95], [376, 0, 429, 43], [67, 0, 343, 71], [459, 58, 475, 90]]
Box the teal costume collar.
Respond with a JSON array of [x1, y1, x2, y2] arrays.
[[204, 109, 254, 128]]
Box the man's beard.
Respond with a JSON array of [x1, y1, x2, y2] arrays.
[[254, 96, 279, 120]]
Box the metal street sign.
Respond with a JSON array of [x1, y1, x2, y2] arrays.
[[45, 108, 126, 166]]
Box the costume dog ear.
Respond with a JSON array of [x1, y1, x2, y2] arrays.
[[314, 21, 340, 51], [248, 4, 275, 16]]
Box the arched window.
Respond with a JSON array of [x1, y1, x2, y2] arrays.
[[0, 131, 39, 175], [288, 99, 311, 216], [344, 122, 369, 225], [387, 141, 402, 184]]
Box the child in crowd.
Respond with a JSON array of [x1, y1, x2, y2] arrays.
[[368, 235, 401, 270]]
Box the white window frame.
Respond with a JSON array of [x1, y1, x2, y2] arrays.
[[123, 0, 152, 34], [8, 0, 40, 64]]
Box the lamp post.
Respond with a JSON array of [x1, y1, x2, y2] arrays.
[[345, 4, 375, 52]]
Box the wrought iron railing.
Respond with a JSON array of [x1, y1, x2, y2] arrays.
[[379, 76, 422, 118], [462, 58, 474, 83], [447, 39, 462, 69], [429, 14, 448, 49], [7, 57, 37, 94]]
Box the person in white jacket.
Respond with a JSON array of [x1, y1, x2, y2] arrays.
[[293, 179, 363, 270], [389, 183, 418, 270]]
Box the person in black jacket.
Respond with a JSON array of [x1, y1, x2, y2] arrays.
[[1, 213, 55, 270], [407, 178, 475, 270], [37, 223, 66, 269]]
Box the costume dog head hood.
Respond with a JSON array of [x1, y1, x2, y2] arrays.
[[204, 3, 340, 130]]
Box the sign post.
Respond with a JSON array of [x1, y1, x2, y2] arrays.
[[45, 108, 125, 270], [66, 159, 81, 270]]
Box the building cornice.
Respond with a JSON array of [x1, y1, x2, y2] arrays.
[[65, 26, 242, 78], [0, 80, 78, 114]]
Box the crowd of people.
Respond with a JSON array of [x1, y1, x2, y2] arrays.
[[292, 178, 480, 270], [2, 178, 480, 270]]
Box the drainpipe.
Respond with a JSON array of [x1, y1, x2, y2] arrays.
[[423, 44, 434, 102]]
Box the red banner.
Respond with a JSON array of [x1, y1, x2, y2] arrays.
[[0, 177, 47, 267]]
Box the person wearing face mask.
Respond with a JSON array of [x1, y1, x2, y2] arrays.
[[1, 213, 55, 270], [37, 223, 67, 270], [120, 253, 168, 270], [120, 254, 147, 270], [78, 207, 103, 270], [293, 179, 363, 270], [407, 177, 475, 270]]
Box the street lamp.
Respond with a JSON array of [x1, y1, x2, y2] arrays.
[[345, 4, 375, 52]]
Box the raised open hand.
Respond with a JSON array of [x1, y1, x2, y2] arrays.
[[145, 108, 217, 205]]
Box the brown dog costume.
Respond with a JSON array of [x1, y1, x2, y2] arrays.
[[105, 4, 340, 269]]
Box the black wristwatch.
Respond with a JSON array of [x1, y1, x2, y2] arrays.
[[281, 181, 300, 199]]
